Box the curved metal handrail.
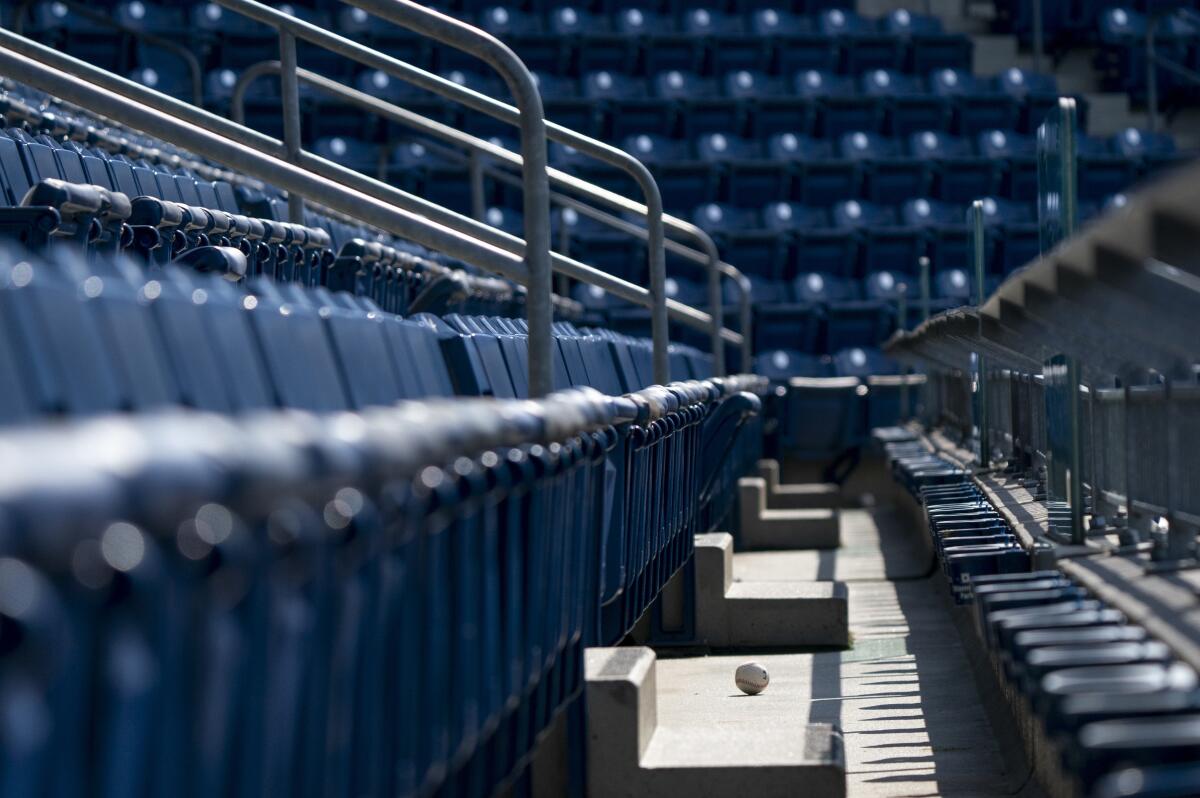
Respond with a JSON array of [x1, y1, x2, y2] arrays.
[[229, 60, 754, 370], [205, 0, 551, 395], [211, 0, 744, 377], [214, 0, 616, 391]]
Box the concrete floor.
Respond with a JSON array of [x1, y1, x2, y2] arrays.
[[654, 507, 1015, 797]]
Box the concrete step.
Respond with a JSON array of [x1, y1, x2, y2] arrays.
[[694, 532, 849, 648], [739, 477, 841, 550], [734, 506, 935, 583], [585, 646, 846, 798], [757, 458, 841, 510]]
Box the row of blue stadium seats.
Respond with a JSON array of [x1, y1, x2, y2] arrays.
[[539, 192, 1131, 282], [213, 62, 1075, 141], [0, 243, 709, 424], [23, 2, 967, 77], [378, 128, 1171, 214], [586, 272, 921, 354], [0, 88, 583, 321]]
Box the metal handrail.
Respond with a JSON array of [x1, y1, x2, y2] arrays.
[[228, 60, 754, 369], [212, 0, 632, 389], [207, 0, 551, 395], [209, 0, 742, 378], [11, 0, 204, 105], [0, 27, 743, 362]]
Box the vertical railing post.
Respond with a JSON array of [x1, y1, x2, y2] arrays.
[[1059, 97, 1078, 237], [279, 30, 305, 224], [972, 200, 990, 467], [345, 0, 555, 395], [468, 149, 486, 222]]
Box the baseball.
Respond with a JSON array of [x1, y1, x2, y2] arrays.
[[735, 661, 769, 695]]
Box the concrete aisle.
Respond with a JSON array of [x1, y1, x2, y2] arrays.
[[654, 507, 1015, 797]]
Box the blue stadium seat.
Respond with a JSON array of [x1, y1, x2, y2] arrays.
[[909, 130, 996, 202], [695, 132, 787, 205], [621, 134, 715, 213], [312, 137, 378, 176], [931, 68, 1020, 135], [995, 67, 1074, 134], [978, 196, 1039, 274], [768, 132, 860, 206], [578, 8, 656, 72], [795, 70, 881, 138], [653, 71, 733, 137], [755, 348, 827, 379], [693, 202, 787, 278], [1110, 127, 1189, 178], [862, 68, 949, 137], [819, 8, 903, 73], [832, 345, 898, 377], [762, 201, 855, 279], [724, 69, 810, 137], [977, 128, 1039, 200], [585, 71, 672, 138], [1077, 135, 1141, 202], [839, 130, 927, 203]]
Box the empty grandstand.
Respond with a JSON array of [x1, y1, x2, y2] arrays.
[[0, 0, 1198, 796]]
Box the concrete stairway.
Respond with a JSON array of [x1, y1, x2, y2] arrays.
[[583, 458, 1017, 798], [737, 462, 842, 550]]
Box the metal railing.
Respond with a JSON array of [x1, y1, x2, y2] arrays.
[[889, 154, 1200, 562], [213, 0, 745, 379], [237, 0, 552, 394], [227, 60, 753, 369]]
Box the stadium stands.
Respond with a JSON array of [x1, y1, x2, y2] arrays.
[[2, 0, 1200, 796]]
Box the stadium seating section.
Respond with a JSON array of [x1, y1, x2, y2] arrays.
[[7, 0, 1190, 385]]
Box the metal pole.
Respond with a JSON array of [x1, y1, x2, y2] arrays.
[[278, 31, 305, 225], [972, 200, 990, 466], [1031, 0, 1044, 75], [468, 149, 486, 222], [1059, 97, 1078, 237]]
